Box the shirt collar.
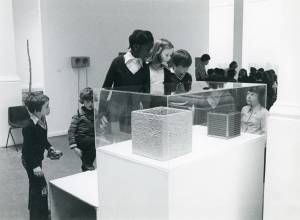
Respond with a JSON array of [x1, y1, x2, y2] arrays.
[[30, 113, 39, 125], [124, 50, 143, 66]]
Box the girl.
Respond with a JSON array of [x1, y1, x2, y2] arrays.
[[148, 38, 174, 94], [241, 87, 269, 134]]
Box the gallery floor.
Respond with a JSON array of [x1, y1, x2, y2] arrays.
[[0, 135, 80, 220]]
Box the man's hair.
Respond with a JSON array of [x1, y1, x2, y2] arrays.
[[207, 68, 215, 76], [171, 49, 192, 67], [26, 94, 49, 114], [129, 30, 154, 49], [229, 61, 238, 69], [79, 87, 93, 104], [200, 54, 210, 62], [227, 69, 236, 79], [257, 68, 265, 73]]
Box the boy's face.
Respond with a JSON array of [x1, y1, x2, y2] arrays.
[[133, 42, 153, 61], [41, 101, 50, 116], [83, 100, 93, 110], [174, 65, 189, 75]]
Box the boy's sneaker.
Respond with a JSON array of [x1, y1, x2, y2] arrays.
[[47, 148, 63, 160], [86, 166, 95, 171], [82, 165, 95, 171]]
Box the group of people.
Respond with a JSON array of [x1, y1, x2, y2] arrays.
[[196, 54, 278, 110], [21, 29, 272, 220], [102, 30, 193, 95]]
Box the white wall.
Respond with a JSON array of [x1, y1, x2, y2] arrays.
[[12, 0, 44, 90], [0, 0, 22, 147], [39, 0, 209, 135], [233, 0, 244, 66], [0, 0, 18, 79], [209, 0, 234, 69], [242, 0, 280, 71]]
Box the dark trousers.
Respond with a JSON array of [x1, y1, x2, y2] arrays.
[[22, 159, 48, 220], [78, 144, 96, 171]]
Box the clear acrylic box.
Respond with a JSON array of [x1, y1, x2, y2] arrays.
[[94, 81, 266, 160]]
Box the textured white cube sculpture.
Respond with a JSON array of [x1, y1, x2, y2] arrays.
[[131, 107, 192, 161]]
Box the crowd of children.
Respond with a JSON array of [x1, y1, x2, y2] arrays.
[[21, 29, 272, 219]]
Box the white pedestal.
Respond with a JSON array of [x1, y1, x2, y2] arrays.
[[263, 112, 300, 220], [97, 126, 265, 220], [49, 171, 98, 220]]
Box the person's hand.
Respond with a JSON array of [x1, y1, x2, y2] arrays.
[[100, 116, 108, 129], [33, 166, 44, 177], [69, 144, 77, 149], [73, 147, 82, 158]]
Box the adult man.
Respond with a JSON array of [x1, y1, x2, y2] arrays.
[[195, 54, 210, 81]]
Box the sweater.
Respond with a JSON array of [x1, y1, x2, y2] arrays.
[[102, 55, 150, 93], [22, 119, 51, 168], [164, 71, 192, 95]]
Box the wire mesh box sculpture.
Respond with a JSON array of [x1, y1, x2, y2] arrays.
[[131, 107, 192, 161], [207, 111, 241, 139]]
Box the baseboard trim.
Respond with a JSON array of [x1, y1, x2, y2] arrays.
[[48, 130, 68, 137]]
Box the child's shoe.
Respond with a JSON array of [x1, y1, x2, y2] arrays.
[[47, 148, 63, 160], [86, 165, 95, 171], [82, 165, 95, 171]]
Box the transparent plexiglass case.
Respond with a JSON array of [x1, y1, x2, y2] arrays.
[[94, 81, 266, 160]]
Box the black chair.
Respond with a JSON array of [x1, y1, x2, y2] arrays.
[[6, 106, 30, 151]]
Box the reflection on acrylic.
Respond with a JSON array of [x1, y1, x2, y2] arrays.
[[94, 81, 267, 151]]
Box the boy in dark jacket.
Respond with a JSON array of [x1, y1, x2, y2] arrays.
[[68, 87, 95, 171], [22, 94, 62, 220], [164, 49, 193, 94]]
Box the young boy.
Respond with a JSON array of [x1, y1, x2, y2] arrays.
[[68, 87, 95, 171], [22, 94, 62, 220], [102, 29, 154, 92], [100, 29, 154, 133], [164, 49, 193, 94]]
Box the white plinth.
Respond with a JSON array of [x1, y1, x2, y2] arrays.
[[97, 126, 266, 220], [263, 112, 300, 220], [49, 170, 98, 220]]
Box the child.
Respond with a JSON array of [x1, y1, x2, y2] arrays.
[[68, 87, 95, 171], [237, 68, 249, 82], [102, 29, 154, 92], [148, 38, 174, 94], [241, 87, 269, 134], [165, 49, 193, 94], [99, 29, 154, 133], [22, 94, 62, 220]]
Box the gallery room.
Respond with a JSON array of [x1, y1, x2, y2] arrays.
[[0, 0, 299, 219]]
